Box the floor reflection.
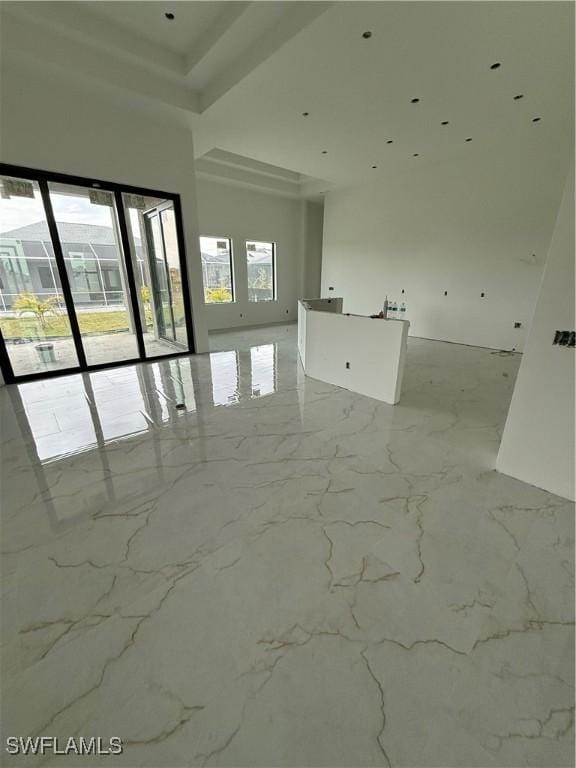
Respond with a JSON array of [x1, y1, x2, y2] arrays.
[[210, 350, 240, 407], [14, 361, 188, 464], [250, 344, 276, 399], [13, 344, 278, 464], [3, 342, 280, 529], [208, 343, 278, 407]]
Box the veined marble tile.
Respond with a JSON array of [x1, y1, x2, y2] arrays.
[[0, 324, 573, 767]]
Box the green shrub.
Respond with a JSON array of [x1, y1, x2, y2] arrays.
[[206, 287, 232, 303]]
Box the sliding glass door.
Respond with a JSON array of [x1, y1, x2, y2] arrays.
[[47, 182, 140, 367], [0, 165, 194, 383], [145, 211, 175, 344], [0, 176, 80, 377], [123, 195, 190, 358]]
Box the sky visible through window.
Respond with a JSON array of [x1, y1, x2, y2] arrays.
[[0, 182, 111, 234]]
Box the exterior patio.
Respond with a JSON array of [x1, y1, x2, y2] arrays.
[[4, 330, 186, 376]]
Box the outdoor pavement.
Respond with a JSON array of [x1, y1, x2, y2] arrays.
[[5, 331, 185, 376]]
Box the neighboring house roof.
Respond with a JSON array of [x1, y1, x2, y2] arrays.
[[247, 251, 273, 265], [2, 221, 268, 261], [1, 221, 141, 246], [200, 250, 231, 265], [1, 221, 117, 244], [200, 250, 272, 265]]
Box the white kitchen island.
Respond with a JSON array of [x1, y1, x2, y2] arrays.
[[298, 298, 409, 405]]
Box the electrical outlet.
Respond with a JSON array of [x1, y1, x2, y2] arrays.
[[514, 322, 522, 328], [345, 362, 350, 369]]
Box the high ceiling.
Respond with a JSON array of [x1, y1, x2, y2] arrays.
[[193, 1, 573, 187], [1, 1, 573, 189], [1, 1, 329, 110], [91, 1, 237, 56]]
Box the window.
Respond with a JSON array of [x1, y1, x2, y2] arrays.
[[37, 266, 55, 289], [246, 240, 275, 302], [199, 236, 234, 303], [101, 266, 121, 290], [0, 167, 195, 383], [70, 260, 101, 293], [0, 174, 80, 375]]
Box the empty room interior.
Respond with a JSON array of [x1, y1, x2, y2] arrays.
[[0, 1, 574, 767]]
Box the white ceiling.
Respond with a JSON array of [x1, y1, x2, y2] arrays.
[[1, 1, 330, 108], [90, 1, 236, 56], [193, 1, 574, 186], [1, 1, 573, 190]]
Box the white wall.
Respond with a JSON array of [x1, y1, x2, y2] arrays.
[[321, 144, 568, 351], [195, 179, 322, 331], [303, 201, 324, 300], [0, 54, 209, 353], [497, 170, 575, 501]]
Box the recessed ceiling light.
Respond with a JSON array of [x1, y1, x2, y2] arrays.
[[165, 12, 175, 20], [513, 94, 524, 100], [321, 150, 328, 154], [490, 62, 501, 69], [441, 121, 449, 125], [465, 137, 472, 142], [371, 165, 377, 169], [386, 140, 393, 144], [532, 117, 541, 122], [413, 153, 419, 157], [362, 31, 372, 39], [302, 112, 310, 117], [411, 98, 420, 103]]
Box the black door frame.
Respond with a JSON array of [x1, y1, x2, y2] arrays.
[[157, 204, 180, 344], [0, 163, 196, 385], [142, 204, 178, 346]]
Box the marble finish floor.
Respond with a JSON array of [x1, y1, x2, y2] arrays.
[[1, 324, 574, 767]]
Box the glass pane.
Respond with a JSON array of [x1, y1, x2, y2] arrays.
[[200, 236, 233, 303], [48, 182, 139, 367], [247, 240, 275, 302], [150, 214, 174, 339], [123, 195, 189, 358], [0, 176, 80, 376], [161, 208, 187, 346]]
